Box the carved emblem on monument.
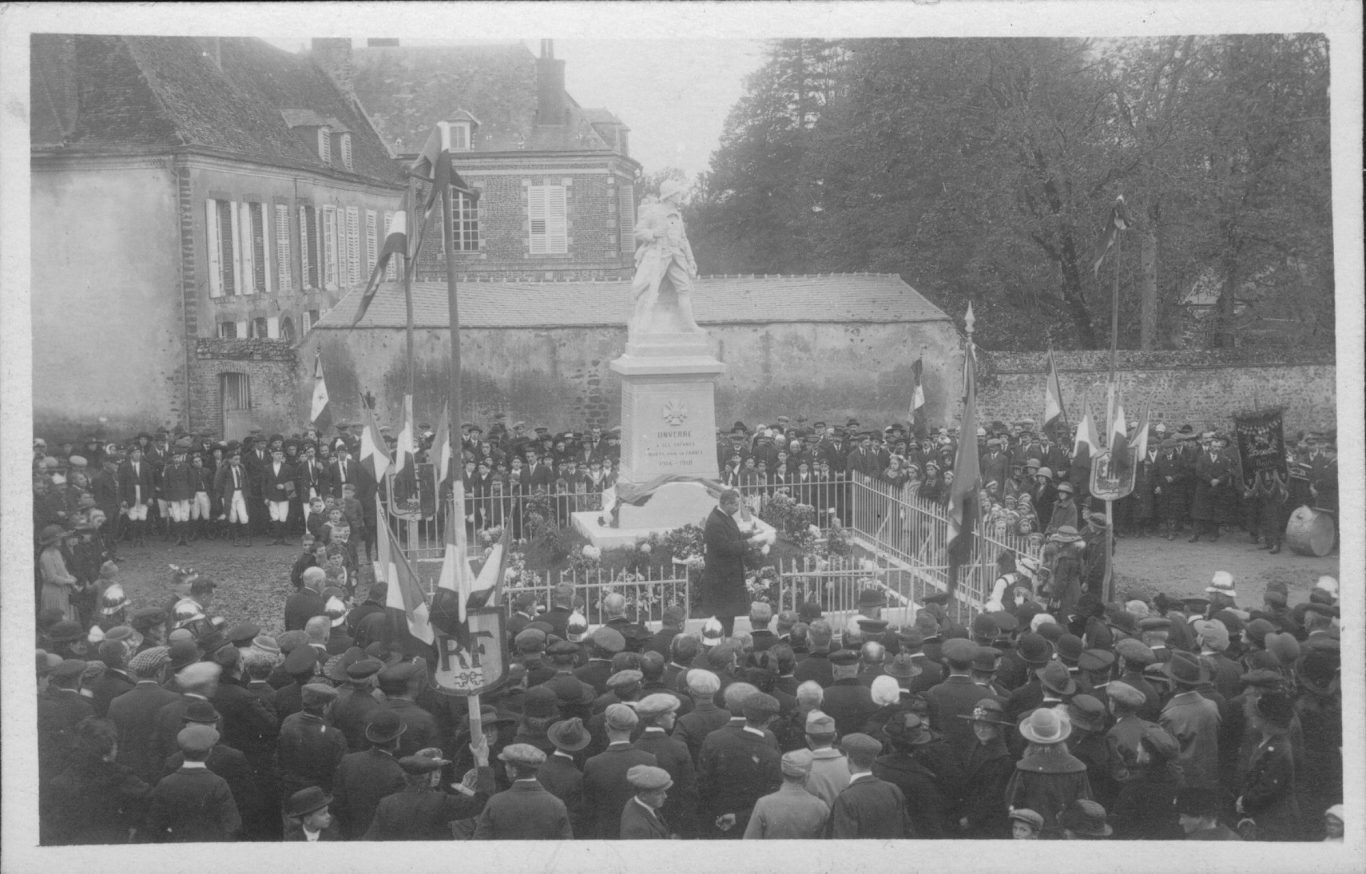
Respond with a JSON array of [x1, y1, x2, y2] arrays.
[[662, 399, 688, 426]]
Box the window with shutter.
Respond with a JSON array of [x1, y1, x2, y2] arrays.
[[302, 206, 320, 289], [265, 315, 280, 339], [275, 204, 292, 292], [450, 190, 480, 252], [321, 206, 338, 290], [301, 310, 312, 334], [365, 209, 378, 276], [206, 199, 223, 298], [618, 182, 635, 257], [217, 321, 237, 338], [340, 133, 353, 171], [220, 373, 252, 411], [318, 127, 332, 164], [216, 200, 238, 296], [243, 202, 268, 294], [528, 184, 567, 255], [346, 206, 361, 287], [383, 211, 398, 281]]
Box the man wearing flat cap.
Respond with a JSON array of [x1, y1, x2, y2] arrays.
[[583, 703, 657, 838], [142, 724, 241, 841], [831, 732, 910, 838], [474, 744, 574, 839], [108, 646, 181, 782], [632, 693, 698, 837], [697, 692, 784, 838], [619, 764, 674, 839], [924, 638, 992, 767], [365, 740, 495, 840], [276, 683, 346, 804]]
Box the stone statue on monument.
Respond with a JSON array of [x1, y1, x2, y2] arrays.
[[628, 179, 702, 339]]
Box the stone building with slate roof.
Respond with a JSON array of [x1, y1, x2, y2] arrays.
[[30, 34, 404, 439], [302, 274, 962, 435], [345, 39, 641, 282]]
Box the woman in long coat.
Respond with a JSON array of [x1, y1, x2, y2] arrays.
[[1005, 709, 1092, 838]]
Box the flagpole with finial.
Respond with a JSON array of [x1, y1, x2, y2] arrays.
[[1101, 196, 1128, 604]]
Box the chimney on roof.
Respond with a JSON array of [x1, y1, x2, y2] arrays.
[[195, 37, 222, 72], [311, 37, 354, 98], [535, 39, 567, 126]]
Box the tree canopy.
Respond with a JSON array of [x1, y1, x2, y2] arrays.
[[686, 36, 1332, 351]]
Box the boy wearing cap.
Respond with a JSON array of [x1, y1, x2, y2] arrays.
[[142, 725, 241, 841], [743, 750, 830, 839], [283, 786, 342, 840], [620, 764, 674, 839]]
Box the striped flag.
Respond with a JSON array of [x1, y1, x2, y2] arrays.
[[1072, 409, 1098, 481], [1044, 346, 1064, 431], [430, 401, 452, 486], [393, 394, 415, 476], [1092, 195, 1131, 277], [472, 523, 510, 609], [435, 477, 504, 621], [946, 340, 981, 580], [379, 496, 434, 646], [353, 186, 414, 326], [1109, 396, 1133, 477], [909, 357, 926, 433], [309, 350, 329, 424], [360, 402, 391, 483]]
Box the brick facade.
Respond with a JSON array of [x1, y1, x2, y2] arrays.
[[191, 339, 299, 438], [414, 158, 637, 282]]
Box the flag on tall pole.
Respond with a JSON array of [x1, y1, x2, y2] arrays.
[[353, 185, 415, 325], [472, 524, 510, 609], [1132, 406, 1151, 461], [909, 357, 926, 434], [1092, 195, 1131, 277], [1072, 409, 1098, 481], [430, 401, 452, 487], [1109, 395, 1132, 477], [435, 494, 472, 621], [1044, 346, 1065, 433], [393, 394, 416, 476], [379, 496, 434, 647], [309, 350, 330, 424], [359, 401, 392, 483], [946, 340, 981, 589]]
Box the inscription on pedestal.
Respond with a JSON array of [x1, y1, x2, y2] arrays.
[[612, 350, 725, 485]]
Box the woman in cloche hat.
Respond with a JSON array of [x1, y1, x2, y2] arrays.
[[38, 523, 82, 622], [1004, 708, 1091, 838]]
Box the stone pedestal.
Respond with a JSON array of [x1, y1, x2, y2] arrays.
[[572, 332, 727, 548]]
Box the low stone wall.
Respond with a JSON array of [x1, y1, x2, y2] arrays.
[[976, 349, 1337, 435]]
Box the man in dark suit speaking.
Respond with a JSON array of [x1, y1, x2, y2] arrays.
[[702, 489, 759, 637]]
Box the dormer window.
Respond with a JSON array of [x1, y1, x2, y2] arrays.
[[451, 123, 470, 151], [318, 126, 332, 164], [339, 132, 353, 170], [446, 110, 479, 153]]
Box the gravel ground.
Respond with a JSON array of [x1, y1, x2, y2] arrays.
[[101, 526, 1340, 637]]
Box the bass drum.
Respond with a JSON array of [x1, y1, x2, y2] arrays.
[[1285, 504, 1336, 557]]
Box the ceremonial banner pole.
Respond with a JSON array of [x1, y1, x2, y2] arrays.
[[438, 148, 485, 748], [1104, 229, 1119, 604]]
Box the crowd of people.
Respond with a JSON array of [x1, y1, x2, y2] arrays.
[[29, 409, 1343, 844], [33, 532, 1344, 842]]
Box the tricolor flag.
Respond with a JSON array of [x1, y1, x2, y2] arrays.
[[393, 394, 415, 476], [1132, 406, 1151, 461], [360, 402, 391, 483], [352, 188, 414, 326], [1092, 195, 1131, 277], [1044, 346, 1065, 433], [430, 401, 453, 486], [435, 493, 472, 620], [909, 357, 926, 435], [1072, 409, 1098, 482], [946, 340, 981, 588], [379, 496, 434, 646], [309, 351, 330, 424], [1109, 396, 1132, 477]]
